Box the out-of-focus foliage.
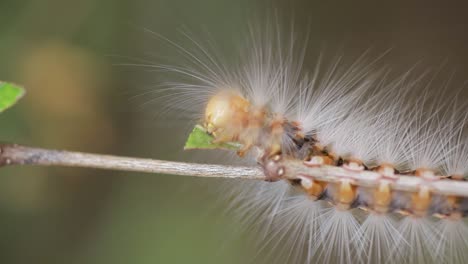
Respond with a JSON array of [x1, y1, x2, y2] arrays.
[[0, 0, 255, 263], [0, 0, 468, 263]]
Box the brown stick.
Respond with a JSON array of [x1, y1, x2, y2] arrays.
[[0, 144, 265, 180], [2, 143, 468, 197]]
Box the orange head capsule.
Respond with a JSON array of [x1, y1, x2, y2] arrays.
[[204, 90, 250, 141]]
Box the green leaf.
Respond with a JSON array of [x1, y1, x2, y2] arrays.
[[184, 125, 241, 150], [0, 82, 25, 113]]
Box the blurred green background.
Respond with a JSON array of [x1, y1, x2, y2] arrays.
[[1, 1, 468, 263]]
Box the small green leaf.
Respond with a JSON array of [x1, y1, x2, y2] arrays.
[[0, 82, 25, 113], [184, 125, 241, 150]]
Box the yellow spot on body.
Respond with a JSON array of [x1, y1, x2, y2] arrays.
[[374, 181, 392, 213], [411, 185, 431, 217], [336, 179, 357, 210]]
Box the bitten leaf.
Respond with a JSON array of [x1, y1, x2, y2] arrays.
[[184, 125, 241, 150], [0, 82, 25, 113]]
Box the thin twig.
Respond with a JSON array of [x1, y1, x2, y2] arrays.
[[0, 144, 265, 180], [2, 143, 468, 198]]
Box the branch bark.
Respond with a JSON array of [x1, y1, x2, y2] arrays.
[[0, 144, 265, 180], [2, 143, 468, 198]]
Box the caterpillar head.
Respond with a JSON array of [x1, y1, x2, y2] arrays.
[[204, 90, 250, 139]]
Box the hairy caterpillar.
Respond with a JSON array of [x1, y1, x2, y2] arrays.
[[144, 21, 468, 264]]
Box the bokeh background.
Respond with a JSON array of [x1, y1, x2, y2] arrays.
[[1, 1, 468, 263]]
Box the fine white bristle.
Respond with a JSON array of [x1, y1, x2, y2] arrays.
[[396, 217, 441, 264], [314, 208, 362, 264], [404, 95, 450, 171], [263, 196, 324, 264], [356, 213, 404, 264], [436, 218, 468, 263], [147, 19, 468, 263], [241, 23, 303, 116], [441, 109, 468, 177], [223, 180, 291, 232], [294, 52, 380, 137]]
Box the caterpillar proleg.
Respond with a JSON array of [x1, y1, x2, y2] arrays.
[[145, 20, 468, 264]]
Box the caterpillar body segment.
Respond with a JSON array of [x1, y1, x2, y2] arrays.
[[155, 21, 468, 263], [198, 84, 468, 263]]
